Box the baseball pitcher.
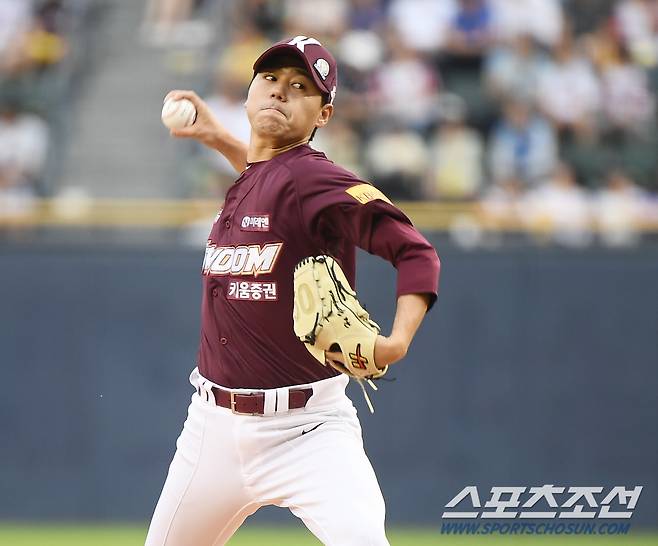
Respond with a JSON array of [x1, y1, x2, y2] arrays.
[[145, 35, 440, 546]]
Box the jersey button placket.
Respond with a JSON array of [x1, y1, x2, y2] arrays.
[[224, 219, 231, 229], [220, 337, 228, 345]]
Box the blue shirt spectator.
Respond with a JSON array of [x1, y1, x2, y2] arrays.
[[489, 100, 558, 186]]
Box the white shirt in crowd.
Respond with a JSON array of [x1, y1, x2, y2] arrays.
[[0, 112, 49, 180], [491, 0, 564, 47], [204, 95, 251, 176], [284, 0, 349, 36], [388, 0, 457, 52], [595, 183, 650, 247], [521, 175, 593, 247], [537, 57, 602, 126], [0, 0, 32, 53]]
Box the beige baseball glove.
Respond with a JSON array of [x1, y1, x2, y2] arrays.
[[293, 255, 388, 387]]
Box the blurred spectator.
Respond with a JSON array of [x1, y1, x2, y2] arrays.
[[479, 177, 524, 231], [331, 7, 387, 122], [567, 0, 616, 34], [34, 0, 69, 35], [561, 122, 611, 188], [582, 16, 625, 71], [216, 25, 270, 88], [0, 0, 32, 55], [594, 169, 648, 246], [0, 1, 68, 77], [349, 0, 386, 31], [241, 0, 285, 37], [337, 28, 384, 73], [491, 0, 564, 47], [388, 0, 456, 53], [313, 118, 363, 177], [536, 29, 602, 135], [489, 99, 558, 186], [521, 163, 593, 247], [445, 0, 494, 58], [0, 101, 49, 215], [142, 0, 194, 44], [425, 95, 484, 200], [0, 0, 101, 210], [194, 72, 251, 198], [283, 0, 348, 38], [23, 2, 69, 70], [365, 127, 429, 200], [142, 0, 214, 47], [615, 0, 658, 67], [176, 0, 658, 241], [484, 34, 548, 103], [599, 45, 655, 135], [368, 31, 441, 130]]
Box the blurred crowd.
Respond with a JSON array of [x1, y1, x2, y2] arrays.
[[1, 0, 658, 246], [0, 0, 99, 218], [140, 0, 215, 47], [188, 0, 658, 246]]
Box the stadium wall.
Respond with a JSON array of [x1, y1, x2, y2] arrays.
[[1, 239, 656, 527]]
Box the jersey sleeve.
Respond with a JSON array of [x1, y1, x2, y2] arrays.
[[292, 154, 441, 309]]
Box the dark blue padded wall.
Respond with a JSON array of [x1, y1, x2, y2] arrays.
[[0, 241, 656, 527]]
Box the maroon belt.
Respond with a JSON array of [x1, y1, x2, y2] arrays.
[[198, 386, 313, 415]]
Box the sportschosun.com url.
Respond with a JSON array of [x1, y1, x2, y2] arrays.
[[440, 521, 632, 535]]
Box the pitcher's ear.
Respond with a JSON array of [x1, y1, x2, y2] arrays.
[[316, 103, 334, 128]]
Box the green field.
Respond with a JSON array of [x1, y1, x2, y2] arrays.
[[0, 525, 656, 546]]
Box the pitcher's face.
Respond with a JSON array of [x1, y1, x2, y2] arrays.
[[246, 56, 332, 143]]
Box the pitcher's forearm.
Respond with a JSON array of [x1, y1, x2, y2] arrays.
[[391, 292, 430, 345], [374, 293, 430, 367], [211, 131, 248, 173]]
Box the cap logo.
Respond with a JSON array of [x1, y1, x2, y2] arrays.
[[314, 58, 330, 80], [288, 35, 321, 53]]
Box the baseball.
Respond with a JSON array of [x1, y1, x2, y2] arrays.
[[161, 97, 197, 130]]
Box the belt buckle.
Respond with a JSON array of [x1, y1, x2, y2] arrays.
[[230, 391, 260, 416]]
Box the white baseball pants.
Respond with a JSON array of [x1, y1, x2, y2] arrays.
[[145, 369, 389, 545]]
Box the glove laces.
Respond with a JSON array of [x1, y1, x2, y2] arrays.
[[356, 378, 379, 414]]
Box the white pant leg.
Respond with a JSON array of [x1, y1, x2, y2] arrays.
[[145, 393, 260, 546], [242, 379, 390, 546], [287, 420, 389, 546]]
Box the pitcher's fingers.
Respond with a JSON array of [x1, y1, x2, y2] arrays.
[[165, 89, 203, 108], [170, 125, 197, 138], [164, 89, 184, 102], [164, 89, 193, 101]]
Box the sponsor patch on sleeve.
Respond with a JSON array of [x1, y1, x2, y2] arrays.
[[345, 183, 392, 205]]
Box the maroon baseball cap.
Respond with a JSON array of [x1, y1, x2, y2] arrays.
[[253, 35, 338, 104]]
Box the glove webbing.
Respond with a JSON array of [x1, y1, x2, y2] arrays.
[[318, 257, 384, 413]]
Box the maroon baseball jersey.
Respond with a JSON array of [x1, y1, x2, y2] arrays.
[[197, 144, 440, 389]]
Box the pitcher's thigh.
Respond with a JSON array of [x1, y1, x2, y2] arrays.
[[284, 428, 389, 546], [145, 400, 256, 546]]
